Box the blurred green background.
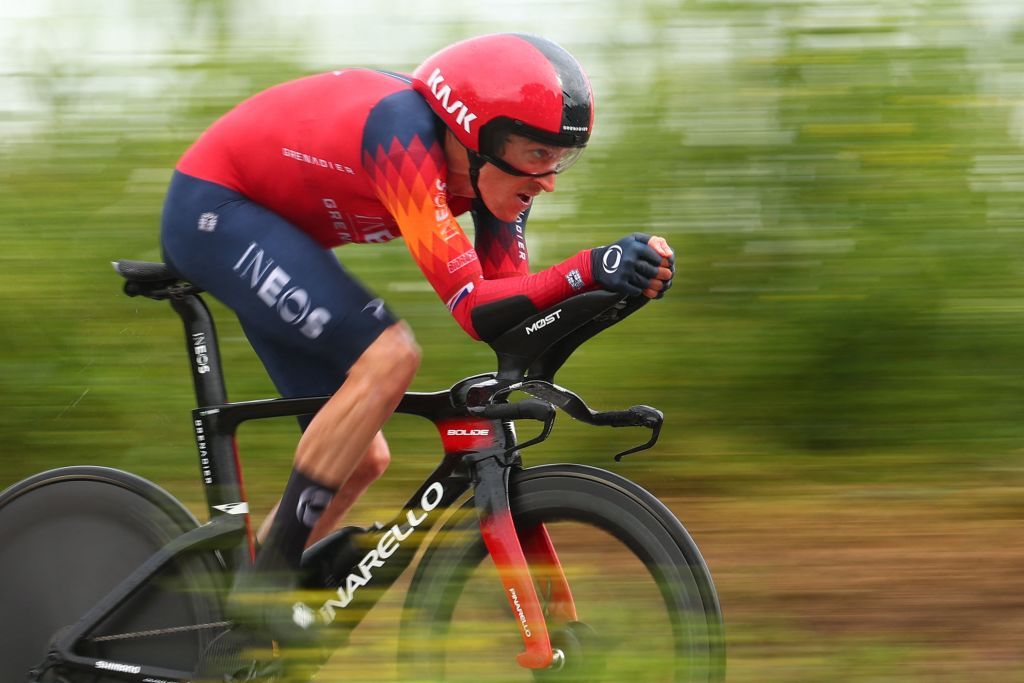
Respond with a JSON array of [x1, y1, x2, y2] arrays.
[[2, 0, 1023, 680]]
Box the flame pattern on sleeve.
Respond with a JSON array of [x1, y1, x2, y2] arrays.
[[362, 133, 482, 311]]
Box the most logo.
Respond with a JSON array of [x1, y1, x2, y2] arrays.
[[525, 309, 563, 335]]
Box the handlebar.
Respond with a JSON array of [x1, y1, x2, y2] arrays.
[[591, 405, 663, 429], [468, 398, 555, 422], [450, 290, 666, 460], [453, 377, 664, 461]]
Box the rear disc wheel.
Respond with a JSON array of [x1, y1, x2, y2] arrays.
[[0, 467, 225, 682]]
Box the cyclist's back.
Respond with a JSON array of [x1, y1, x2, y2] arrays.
[[176, 68, 472, 248]]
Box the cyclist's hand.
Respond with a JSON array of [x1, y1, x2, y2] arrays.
[[591, 233, 674, 299], [644, 235, 675, 299]]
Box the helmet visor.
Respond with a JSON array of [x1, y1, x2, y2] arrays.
[[482, 133, 586, 177]]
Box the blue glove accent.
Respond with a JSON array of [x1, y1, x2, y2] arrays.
[[590, 233, 663, 297]]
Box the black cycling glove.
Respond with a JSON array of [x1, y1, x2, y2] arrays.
[[590, 232, 664, 297]]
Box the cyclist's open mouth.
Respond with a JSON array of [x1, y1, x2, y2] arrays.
[[517, 193, 532, 208]]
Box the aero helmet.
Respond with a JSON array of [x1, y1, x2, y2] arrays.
[[412, 33, 594, 183]]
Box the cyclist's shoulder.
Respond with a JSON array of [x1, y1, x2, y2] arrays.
[[226, 69, 419, 123], [361, 77, 442, 156], [257, 67, 406, 94]]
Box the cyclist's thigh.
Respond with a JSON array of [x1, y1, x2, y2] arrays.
[[161, 171, 399, 399]]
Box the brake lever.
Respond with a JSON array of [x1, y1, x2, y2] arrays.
[[469, 399, 557, 456], [506, 405, 556, 456], [602, 405, 663, 461], [516, 381, 664, 461]]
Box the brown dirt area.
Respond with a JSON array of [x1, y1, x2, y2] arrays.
[[673, 485, 1024, 680], [309, 483, 1024, 681]]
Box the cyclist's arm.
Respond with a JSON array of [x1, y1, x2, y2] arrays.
[[368, 161, 596, 340], [361, 96, 601, 341]]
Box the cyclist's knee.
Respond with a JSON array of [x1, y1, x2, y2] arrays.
[[358, 322, 421, 383], [361, 432, 391, 481], [388, 321, 421, 375]]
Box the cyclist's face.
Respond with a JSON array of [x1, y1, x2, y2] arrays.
[[444, 133, 562, 222], [478, 135, 559, 221]]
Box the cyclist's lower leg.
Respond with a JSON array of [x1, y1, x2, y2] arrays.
[[255, 431, 392, 546], [227, 322, 419, 650], [293, 321, 418, 484], [310, 430, 391, 543]]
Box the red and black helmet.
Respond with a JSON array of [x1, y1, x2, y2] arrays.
[[412, 33, 594, 174]]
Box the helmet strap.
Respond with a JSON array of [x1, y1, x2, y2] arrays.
[[467, 149, 486, 200]]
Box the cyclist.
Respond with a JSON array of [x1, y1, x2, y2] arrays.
[[161, 32, 675, 675]]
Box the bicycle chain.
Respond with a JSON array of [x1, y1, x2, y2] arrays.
[[89, 620, 232, 642]]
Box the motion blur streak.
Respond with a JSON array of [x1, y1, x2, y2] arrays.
[[2, 1, 1023, 680]]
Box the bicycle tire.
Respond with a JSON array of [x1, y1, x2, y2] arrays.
[[0, 466, 225, 682], [398, 463, 725, 682]]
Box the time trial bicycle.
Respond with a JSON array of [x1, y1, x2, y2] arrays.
[[0, 260, 724, 682]]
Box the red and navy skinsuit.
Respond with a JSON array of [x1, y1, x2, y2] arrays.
[[161, 69, 598, 400]]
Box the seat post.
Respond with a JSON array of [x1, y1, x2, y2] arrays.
[[170, 293, 228, 408]]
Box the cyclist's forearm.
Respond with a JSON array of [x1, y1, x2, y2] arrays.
[[450, 250, 596, 341]]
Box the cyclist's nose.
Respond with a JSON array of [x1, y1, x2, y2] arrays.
[[535, 174, 557, 193]]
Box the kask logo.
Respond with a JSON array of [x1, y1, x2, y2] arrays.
[[425, 68, 478, 134]]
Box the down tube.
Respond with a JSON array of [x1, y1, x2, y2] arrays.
[[297, 471, 471, 634]]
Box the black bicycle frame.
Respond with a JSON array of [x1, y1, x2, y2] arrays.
[[43, 268, 660, 682], [45, 291, 541, 683]]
